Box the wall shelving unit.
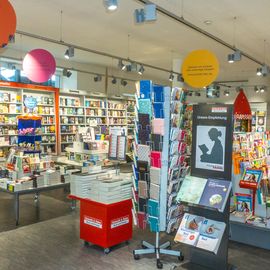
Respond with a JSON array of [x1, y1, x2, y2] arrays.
[[0, 81, 135, 155]]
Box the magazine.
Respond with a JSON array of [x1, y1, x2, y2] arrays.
[[174, 214, 204, 245], [196, 218, 226, 254]]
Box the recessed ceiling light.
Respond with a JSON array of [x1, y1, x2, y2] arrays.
[[204, 20, 212, 25]]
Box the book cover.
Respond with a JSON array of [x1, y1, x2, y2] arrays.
[[199, 179, 232, 212], [196, 218, 226, 254], [235, 193, 252, 213], [242, 168, 263, 183], [176, 176, 208, 205], [174, 213, 204, 246]]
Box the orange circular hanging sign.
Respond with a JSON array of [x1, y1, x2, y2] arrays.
[[182, 49, 219, 88], [0, 0, 17, 48]]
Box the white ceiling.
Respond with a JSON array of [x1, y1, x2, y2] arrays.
[[2, 0, 270, 86]]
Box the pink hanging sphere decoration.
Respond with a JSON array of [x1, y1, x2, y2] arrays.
[[23, 49, 56, 83]]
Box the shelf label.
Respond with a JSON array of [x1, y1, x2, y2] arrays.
[[111, 215, 129, 229], [84, 216, 103, 229]]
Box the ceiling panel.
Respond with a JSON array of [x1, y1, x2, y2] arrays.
[[3, 0, 270, 86]]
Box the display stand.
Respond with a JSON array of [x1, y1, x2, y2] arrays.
[[133, 83, 183, 269], [177, 104, 236, 270], [181, 200, 234, 270]]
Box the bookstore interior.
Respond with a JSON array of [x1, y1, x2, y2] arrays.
[[1, 0, 270, 270]]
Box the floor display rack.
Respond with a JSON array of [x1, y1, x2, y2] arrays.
[[175, 104, 236, 270], [230, 131, 270, 250], [132, 81, 184, 269]]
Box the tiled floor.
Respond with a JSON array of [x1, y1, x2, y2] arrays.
[[0, 190, 269, 270]]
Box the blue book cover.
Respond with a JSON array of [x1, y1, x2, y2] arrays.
[[199, 179, 232, 212], [153, 102, 164, 118], [148, 199, 159, 217], [153, 85, 164, 102], [139, 80, 152, 99]]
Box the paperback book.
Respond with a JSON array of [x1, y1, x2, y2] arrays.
[[176, 176, 207, 204], [199, 179, 232, 212]]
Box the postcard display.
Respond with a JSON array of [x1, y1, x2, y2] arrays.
[[175, 104, 235, 270], [132, 81, 185, 269], [230, 132, 270, 250]]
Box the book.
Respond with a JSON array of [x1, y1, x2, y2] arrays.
[[148, 199, 159, 217], [235, 193, 253, 213], [199, 179, 232, 212], [174, 213, 204, 245], [196, 218, 226, 254], [176, 176, 208, 205], [242, 168, 263, 184]]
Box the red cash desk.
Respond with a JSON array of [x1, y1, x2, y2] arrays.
[[70, 195, 133, 254]]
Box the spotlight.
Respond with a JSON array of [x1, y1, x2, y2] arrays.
[[227, 54, 234, 63], [104, 0, 118, 11], [121, 79, 127, 86], [256, 64, 269, 76], [224, 90, 230, 96], [138, 65, 145, 75], [118, 59, 126, 71], [111, 77, 117, 84], [254, 86, 260, 93], [260, 86, 266, 93], [177, 74, 184, 82], [256, 67, 262, 76], [227, 50, 241, 63], [64, 46, 74, 59], [169, 72, 174, 82], [63, 68, 72, 78], [94, 75, 102, 82]]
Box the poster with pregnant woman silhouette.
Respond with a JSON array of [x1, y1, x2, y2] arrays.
[[191, 104, 233, 180]]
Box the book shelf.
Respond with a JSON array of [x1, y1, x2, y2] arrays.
[[0, 82, 135, 156], [59, 95, 85, 153], [0, 87, 57, 156], [107, 100, 127, 126], [23, 90, 57, 154]]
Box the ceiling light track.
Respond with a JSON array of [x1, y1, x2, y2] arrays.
[[15, 30, 181, 76], [0, 55, 138, 83], [135, 0, 264, 66]]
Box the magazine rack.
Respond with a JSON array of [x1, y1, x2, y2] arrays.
[[181, 199, 236, 270]]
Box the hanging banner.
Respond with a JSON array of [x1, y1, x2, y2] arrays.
[[191, 104, 233, 180], [182, 50, 219, 88]]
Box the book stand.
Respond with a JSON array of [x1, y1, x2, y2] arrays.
[[239, 180, 258, 216]]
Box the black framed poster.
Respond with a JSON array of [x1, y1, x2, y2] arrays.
[[191, 104, 233, 180]]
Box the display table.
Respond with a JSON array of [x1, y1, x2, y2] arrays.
[[69, 195, 132, 254], [0, 183, 71, 226]]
